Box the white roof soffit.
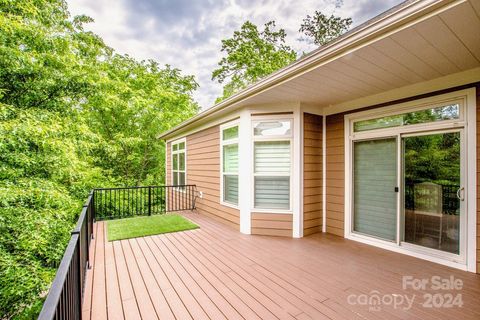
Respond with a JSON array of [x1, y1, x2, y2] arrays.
[[159, 0, 476, 139]]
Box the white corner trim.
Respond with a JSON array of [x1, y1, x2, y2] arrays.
[[164, 141, 168, 185], [465, 88, 477, 273], [239, 110, 252, 234], [322, 114, 327, 233], [344, 115, 351, 239], [293, 105, 303, 238]]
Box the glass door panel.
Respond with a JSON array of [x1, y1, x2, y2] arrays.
[[403, 131, 461, 254], [353, 138, 397, 241]]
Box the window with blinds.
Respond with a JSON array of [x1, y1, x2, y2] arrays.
[[221, 124, 239, 205], [253, 119, 292, 210]]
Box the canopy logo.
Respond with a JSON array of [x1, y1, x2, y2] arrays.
[[347, 276, 464, 311]]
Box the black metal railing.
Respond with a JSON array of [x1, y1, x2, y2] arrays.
[[93, 185, 197, 220], [38, 192, 95, 320], [38, 184, 197, 319]]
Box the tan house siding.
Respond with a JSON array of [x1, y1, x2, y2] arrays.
[[251, 213, 292, 237], [166, 125, 240, 230], [476, 84, 480, 274], [303, 113, 323, 236], [325, 113, 345, 237]]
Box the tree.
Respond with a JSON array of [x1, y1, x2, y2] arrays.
[[87, 56, 199, 186], [0, 0, 198, 317], [299, 11, 352, 46], [212, 21, 297, 102]]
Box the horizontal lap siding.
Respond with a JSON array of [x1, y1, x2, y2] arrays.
[[251, 213, 292, 237], [325, 113, 345, 237], [476, 85, 479, 274], [187, 126, 240, 229], [303, 113, 322, 236], [167, 126, 240, 230]]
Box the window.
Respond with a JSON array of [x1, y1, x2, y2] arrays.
[[172, 140, 186, 187], [353, 102, 460, 132], [221, 124, 239, 205], [253, 119, 292, 210]]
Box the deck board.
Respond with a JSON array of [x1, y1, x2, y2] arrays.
[[84, 212, 480, 320]]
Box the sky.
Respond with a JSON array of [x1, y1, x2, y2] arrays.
[[67, 0, 404, 110]]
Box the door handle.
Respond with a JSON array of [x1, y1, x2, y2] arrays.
[[456, 187, 465, 201]]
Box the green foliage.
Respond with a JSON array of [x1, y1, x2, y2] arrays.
[[212, 11, 353, 102], [88, 56, 198, 185], [404, 132, 460, 186], [299, 11, 352, 46], [212, 21, 297, 102], [0, 0, 198, 318]]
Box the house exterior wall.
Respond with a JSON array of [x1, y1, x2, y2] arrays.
[[303, 113, 323, 236], [325, 113, 345, 237], [165, 84, 477, 272], [251, 213, 292, 236], [166, 125, 240, 230]]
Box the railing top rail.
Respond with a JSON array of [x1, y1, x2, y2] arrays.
[[72, 204, 89, 235], [37, 233, 80, 320], [82, 192, 93, 207], [94, 185, 196, 191]]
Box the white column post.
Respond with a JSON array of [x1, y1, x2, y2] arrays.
[[322, 114, 327, 233], [293, 105, 303, 238], [239, 109, 252, 234]]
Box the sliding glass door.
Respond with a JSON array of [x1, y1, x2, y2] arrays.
[[347, 93, 473, 267], [351, 130, 464, 257]]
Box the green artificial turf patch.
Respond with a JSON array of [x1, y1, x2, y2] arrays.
[[107, 214, 199, 241]]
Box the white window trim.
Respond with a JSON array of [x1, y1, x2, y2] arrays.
[[344, 88, 476, 272], [220, 121, 240, 209], [251, 115, 294, 214], [171, 137, 187, 192]]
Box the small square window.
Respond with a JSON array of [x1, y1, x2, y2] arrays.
[[254, 120, 291, 137], [222, 126, 239, 140]]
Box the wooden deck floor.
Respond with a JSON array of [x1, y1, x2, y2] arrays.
[[82, 212, 480, 320]]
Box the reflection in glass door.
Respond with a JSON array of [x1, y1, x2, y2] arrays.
[[402, 131, 462, 254]]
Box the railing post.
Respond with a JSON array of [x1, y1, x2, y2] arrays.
[[77, 238, 83, 320], [148, 186, 152, 216], [91, 190, 95, 223]]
